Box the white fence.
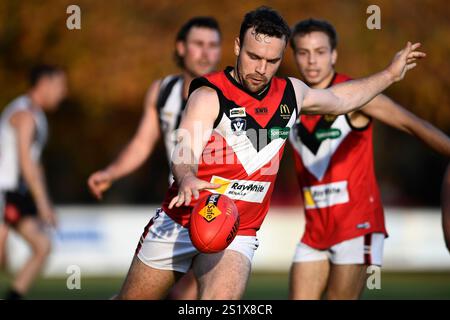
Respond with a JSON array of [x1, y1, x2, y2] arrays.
[[5, 206, 450, 276]]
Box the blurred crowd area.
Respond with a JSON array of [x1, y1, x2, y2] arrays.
[[0, 0, 449, 206]]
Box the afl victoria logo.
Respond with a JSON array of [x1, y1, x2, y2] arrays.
[[231, 118, 247, 135]]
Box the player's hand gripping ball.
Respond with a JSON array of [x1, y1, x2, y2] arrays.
[[189, 194, 240, 253]]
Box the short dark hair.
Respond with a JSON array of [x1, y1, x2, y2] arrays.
[[290, 18, 338, 51], [29, 64, 63, 87], [174, 16, 221, 69], [239, 6, 291, 46]]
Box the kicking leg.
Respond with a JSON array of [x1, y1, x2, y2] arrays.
[[167, 269, 198, 300], [117, 255, 184, 300], [193, 249, 251, 300]]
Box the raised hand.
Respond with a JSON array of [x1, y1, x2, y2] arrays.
[[386, 42, 426, 82]]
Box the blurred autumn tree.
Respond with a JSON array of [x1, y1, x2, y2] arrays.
[[0, 0, 448, 206]]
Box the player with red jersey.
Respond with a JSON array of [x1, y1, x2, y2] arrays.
[[160, 66, 298, 237], [288, 19, 450, 300], [116, 7, 425, 300]]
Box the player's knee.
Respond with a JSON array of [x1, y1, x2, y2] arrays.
[[33, 236, 52, 259]]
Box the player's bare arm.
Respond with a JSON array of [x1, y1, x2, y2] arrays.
[[12, 110, 56, 227], [358, 94, 450, 157], [168, 87, 221, 209], [442, 164, 450, 252], [294, 42, 426, 115], [87, 80, 161, 199]]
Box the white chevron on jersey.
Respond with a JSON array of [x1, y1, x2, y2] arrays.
[[158, 75, 184, 161], [215, 110, 297, 176], [290, 115, 351, 181]]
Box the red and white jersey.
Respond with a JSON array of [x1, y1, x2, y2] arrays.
[[289, 73, 387, 249], [162, 67, 298, 236]]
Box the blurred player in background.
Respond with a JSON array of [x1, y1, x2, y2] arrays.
[[442, 164, 450, 252], [288, 19, 450, 300], [116, 7, 425, 300], [0, 65, 67, 300], [87, 16, 222, 299]]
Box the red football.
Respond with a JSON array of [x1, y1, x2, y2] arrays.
[[189, 193, 240, 253]]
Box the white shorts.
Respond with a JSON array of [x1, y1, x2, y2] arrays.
[[293, 233, 385, 266], [135, 208, 259, 273]]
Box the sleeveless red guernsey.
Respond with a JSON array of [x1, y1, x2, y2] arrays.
[[162, 67, 298, 236], [289, 73, 387, 249]]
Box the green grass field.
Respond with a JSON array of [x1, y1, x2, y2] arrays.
[[1, 271, 450, 300]]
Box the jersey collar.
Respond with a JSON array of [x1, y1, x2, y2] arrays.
[[224, 66, 272, 101]]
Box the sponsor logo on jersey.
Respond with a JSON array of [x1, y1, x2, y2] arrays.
[[255, 107, 268, 115], [207, 176, 271, 203], [226, 215, 240, 244], [268, 127, 290, 141], [357, 222, 371, 230], [198, 194, 222, 222], [231, 118, 247, 135], [293, 115, 342, 155], [229, 107, 246, 118], [303, 181, 349, 209], [279, 104, 291, 119], [315, 128, 342, 141]]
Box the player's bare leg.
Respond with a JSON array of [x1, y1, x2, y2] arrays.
[[193, 250, 251, 300], [11, 216, 51, 295], [289, 260, 330, 299], [0, 223, 9, 271], [325, 264, 368, 300], [117, 256, 183, 300], [167, 269, 198, 300]]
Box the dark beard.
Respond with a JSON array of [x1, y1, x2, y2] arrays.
[[235, 62, 269, 94]]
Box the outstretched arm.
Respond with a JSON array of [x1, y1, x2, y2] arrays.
[[12, 111, 56, 227], [87, 80, 161, 199], [360, 94, 450, 157], [168, 87, 221, 209], [295, 42, 426, 115]]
